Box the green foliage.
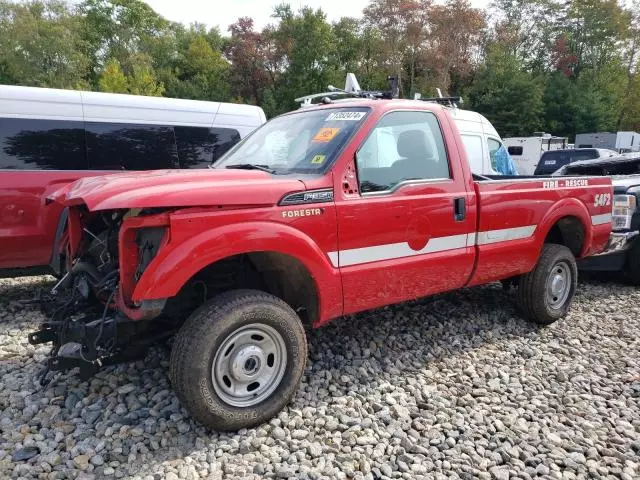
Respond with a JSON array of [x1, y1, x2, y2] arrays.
[[0, 0, 639, 137], [0, 0, 89, 88], [467, 44, 544, 136], [99, 58, 128, 93], [99, 55, 164, 96]]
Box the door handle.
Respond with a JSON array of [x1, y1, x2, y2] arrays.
[[454, 197, 466, 221]]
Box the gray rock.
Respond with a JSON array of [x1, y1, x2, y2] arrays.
[[547, 433, 563, 446], [291, 429, 309, 440], [118, 384, 136, 395], [11, 446, 39, 461], [73, 454, 91, 470], [489, 466, 509, 480], [536, 464, 550, 476], [308, 443, 323, 457]]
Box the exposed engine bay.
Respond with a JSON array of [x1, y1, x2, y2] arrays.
[[28, 206, 280, 386], [27, 208, 176, 385]]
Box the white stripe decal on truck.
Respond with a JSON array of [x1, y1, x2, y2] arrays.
[[591, 213, 612, 226], [327, 225, 537, 267], [476, 225, 537, 245]]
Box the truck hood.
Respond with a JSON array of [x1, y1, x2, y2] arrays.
[[555, 153, 640, 177], [611, 175, 640, 194], [49, 169, 308, 211], [551, 153, 640, 194]]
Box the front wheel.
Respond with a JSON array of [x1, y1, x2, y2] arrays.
[[169, 289, 307, 431], [516, 244, 577, 325]]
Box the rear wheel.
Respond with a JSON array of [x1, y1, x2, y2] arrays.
[[516, 244, 577, 325], [169, 289, 307, 431]]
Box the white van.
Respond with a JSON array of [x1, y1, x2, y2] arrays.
[[0, 85, 266, 277], [0, 84, 266, 170], [447, 107, 514, 176]]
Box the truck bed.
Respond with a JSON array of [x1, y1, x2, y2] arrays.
[[466, 175, 613, 287]]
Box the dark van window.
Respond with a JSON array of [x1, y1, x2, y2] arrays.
[[174, 126, 241, 168], [535, 151, 569, 175], [508, 146, 523, 156], [0, 118, 85, 170], [86, 122, 179, 170], [212, 128, 241, 163]]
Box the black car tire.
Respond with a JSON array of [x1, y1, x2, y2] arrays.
[[516, 244, 577, 325], [169, 289, 307, 431]]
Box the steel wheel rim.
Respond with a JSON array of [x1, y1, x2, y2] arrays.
[[212, 323, 287, 407], [545, 261, 571, 309]]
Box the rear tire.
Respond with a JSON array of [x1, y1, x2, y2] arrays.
[[516, 244, 577, 325], [169, 289, 307, 431], [625, 241, 640, 285]]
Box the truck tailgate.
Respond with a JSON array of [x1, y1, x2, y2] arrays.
[[467, 176, 613, 287]]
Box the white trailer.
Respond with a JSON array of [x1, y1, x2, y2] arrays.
[[575, 131, 640, 153], [503, 133, 568, 175]]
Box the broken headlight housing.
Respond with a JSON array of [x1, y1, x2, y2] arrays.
[[612, 194, 637, 231]]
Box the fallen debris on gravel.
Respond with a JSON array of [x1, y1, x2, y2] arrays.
[[1, 275, 638, 479]]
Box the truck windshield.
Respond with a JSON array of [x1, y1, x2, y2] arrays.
[[213, 106, 370, 174]]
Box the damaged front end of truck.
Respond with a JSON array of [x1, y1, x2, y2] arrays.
[[29, 203, 175, 385], [27, 167, 310, 388]]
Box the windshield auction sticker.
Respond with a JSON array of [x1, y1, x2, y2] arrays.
[[313, 127, 341, 142], [311, 154, 326, 164], [326, 111, 366, 121]]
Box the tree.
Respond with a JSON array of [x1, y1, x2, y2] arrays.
[[127, 54, 165, 96], [99, 58, 128, 93], [226, 17, 270, 106], [363, 0, 423, 95], [0, 0, 89, 88], [269, 5, 337, 113], [564, 0, 630, 75], [467, 44, 544, 136], [425, 0, 486, 94], [99, 55, 164, 96]]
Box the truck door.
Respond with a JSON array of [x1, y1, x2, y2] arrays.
[[333, 109, 476, 315]]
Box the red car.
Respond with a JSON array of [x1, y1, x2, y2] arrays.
[[30, 94, 613, 431]]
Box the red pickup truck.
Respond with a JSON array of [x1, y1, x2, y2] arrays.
[[30, 97, 613, 431]]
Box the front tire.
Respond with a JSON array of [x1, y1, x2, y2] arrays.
[[516, 244, 577, 325], [169, 289, 307, 431]]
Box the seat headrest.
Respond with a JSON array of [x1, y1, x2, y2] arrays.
[[397, 130, 429, 160]]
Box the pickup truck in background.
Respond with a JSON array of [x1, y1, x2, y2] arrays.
[[30, 94, 613, 431], [553, 153, 640, 283]]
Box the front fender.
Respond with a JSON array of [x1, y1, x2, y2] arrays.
[[131, 221, 343, 323], [535, 197, 593, 257]]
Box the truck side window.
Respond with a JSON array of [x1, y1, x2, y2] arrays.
[[356, 111, 449, 193]]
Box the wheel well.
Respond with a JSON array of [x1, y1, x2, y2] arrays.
[[544, 216, 585, 258], [162, 252, 319, 327]]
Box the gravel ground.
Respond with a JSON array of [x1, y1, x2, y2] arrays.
[[0, 275, 639, 480]]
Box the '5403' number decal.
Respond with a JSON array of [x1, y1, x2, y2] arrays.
[[594, 193, 611, 207]]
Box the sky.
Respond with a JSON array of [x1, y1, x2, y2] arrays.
[[143, 0, 492, 33]]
